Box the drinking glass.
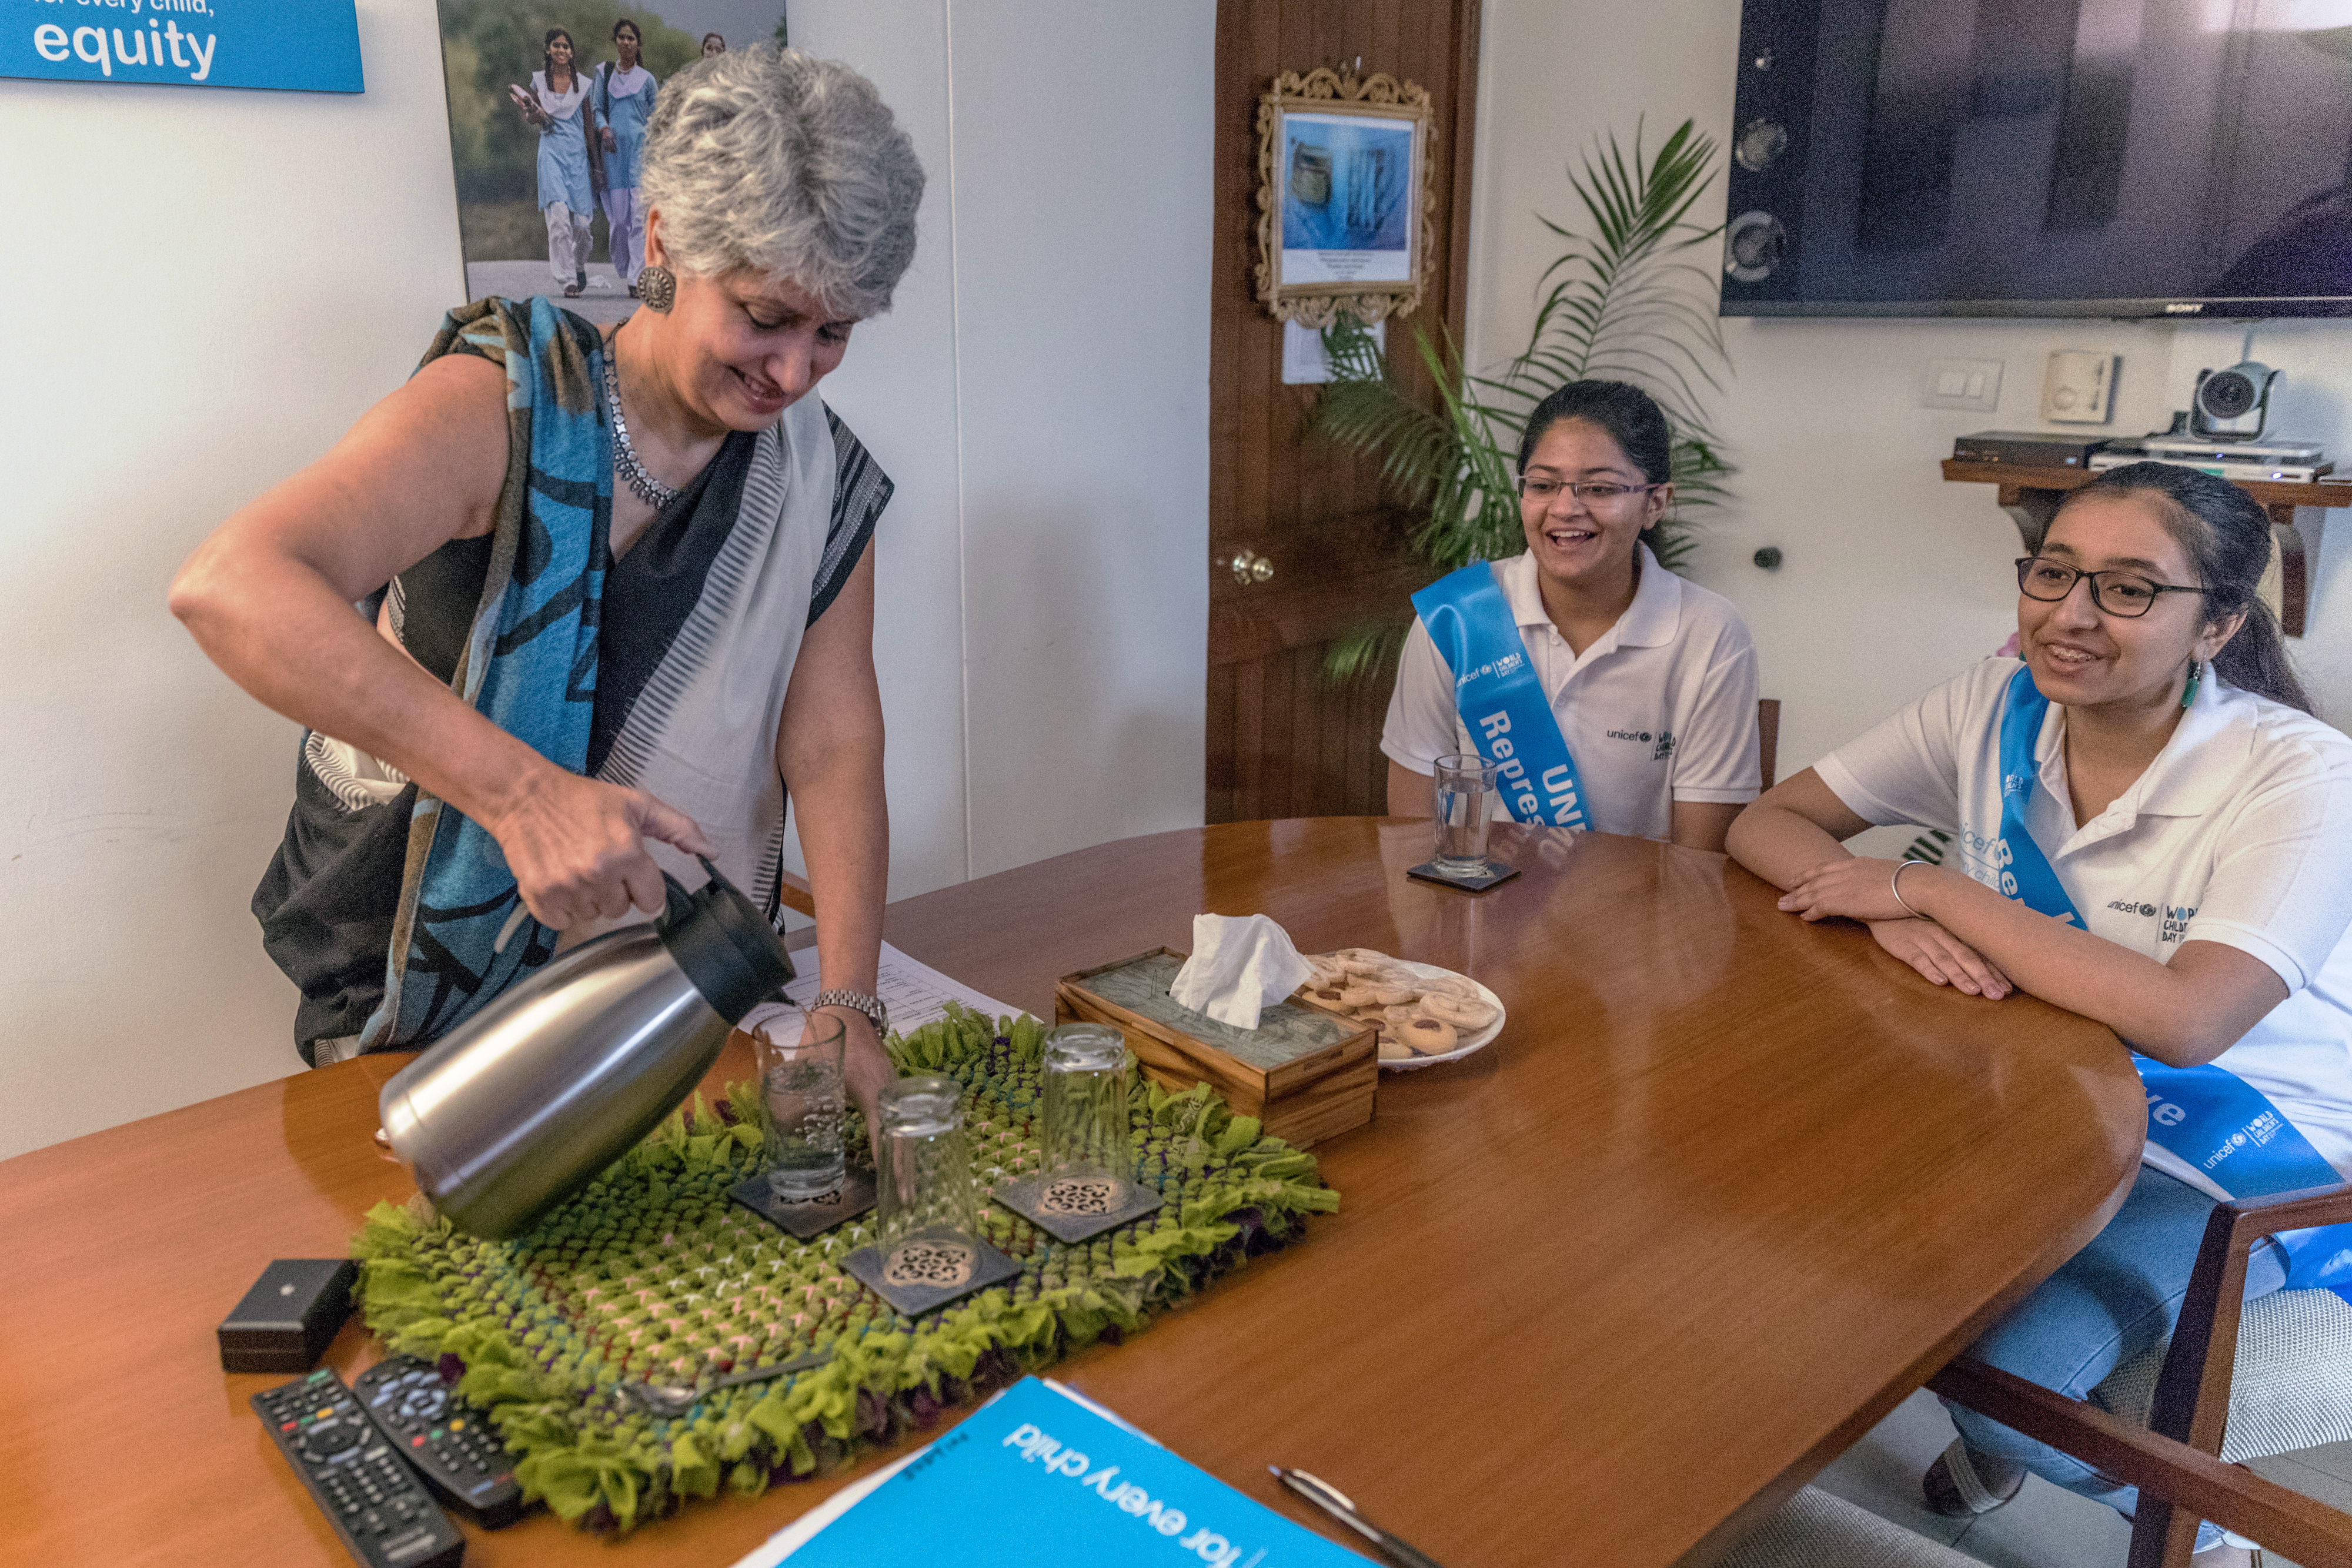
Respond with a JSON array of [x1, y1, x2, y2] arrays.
[[873, 1075, 979, 1249], [1041, 1024, 1133, 1212], [1432, 752, 1501, 873], [753, 1012, 846, 1202]]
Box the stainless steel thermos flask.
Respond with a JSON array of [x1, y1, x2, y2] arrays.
[[379, 858, 794, 1238]]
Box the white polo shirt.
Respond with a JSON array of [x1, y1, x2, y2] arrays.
[[1815, 657, 2352, 1186], [1380, 545, 1762, 841]]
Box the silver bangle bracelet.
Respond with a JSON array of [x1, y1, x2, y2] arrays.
[[1890, 858, 1934, 920]]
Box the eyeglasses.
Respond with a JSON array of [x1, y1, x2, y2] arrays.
[[2014, 557, 2207, 618], [1516, 476, 1662, 506]]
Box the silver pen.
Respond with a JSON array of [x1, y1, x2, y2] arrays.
[[1269, 1466, 1446, 1568]]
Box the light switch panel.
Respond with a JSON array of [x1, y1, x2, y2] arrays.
[[1922, 357, 2003, 412], [2041, 349, 2117, 424]]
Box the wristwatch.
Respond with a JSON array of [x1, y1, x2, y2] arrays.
[[811, 988, 890, 1038]]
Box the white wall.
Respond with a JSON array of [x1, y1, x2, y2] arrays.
[[1466, 0, 2351, 794], [787, 1, 1214, 883], [1, 0, 461, 1161], [0, 0, 1212, 1161]]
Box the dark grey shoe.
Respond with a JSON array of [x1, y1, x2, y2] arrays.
[[1922, 1438, 2025, 1517]]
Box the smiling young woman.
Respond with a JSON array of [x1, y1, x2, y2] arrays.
[[1724, 462, 2350, 1563], [169, 46, 923, 1125], [594, 18, 659, 294], [1381, 380, 1762, 851], [519, 27, 603, 299]]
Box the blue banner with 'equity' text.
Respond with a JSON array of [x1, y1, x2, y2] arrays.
[[5, 0, 361, 93]]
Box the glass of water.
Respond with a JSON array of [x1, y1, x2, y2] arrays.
[[753, 1012, 847, 1202], [1041, 1024, 1133, 1205], [873, 1075, 978, 1249], [1432, 752, 1501, 874]]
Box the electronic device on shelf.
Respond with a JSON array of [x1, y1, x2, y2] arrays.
[[2140, 436, 2323, 464], [1950, 432, 2110, 468], [252, 1368, 464, 1568], [1725, 1, 2352, 318], [2190, 362, 2283, 439], [2090, 452, 2332, 482], [352, 1356, 525, 1529]]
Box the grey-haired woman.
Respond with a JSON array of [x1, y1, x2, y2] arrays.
[[170, 47, 924, 1121]]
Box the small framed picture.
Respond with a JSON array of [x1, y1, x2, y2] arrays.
[[1255, 69, 1434, 327]]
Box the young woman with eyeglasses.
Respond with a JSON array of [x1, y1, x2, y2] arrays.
[[1726, 462, 2350, 1564], [1381, 380, 1762, 850]]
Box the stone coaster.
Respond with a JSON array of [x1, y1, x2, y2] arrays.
[[841, 1229, 1024, 1316], [727, 1166, 877, 1239], [1406, 858, 1521, 892], [991, 1174, 1165, 1245]]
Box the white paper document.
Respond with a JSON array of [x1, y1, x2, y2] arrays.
[[776, 941, 1020, 1034]]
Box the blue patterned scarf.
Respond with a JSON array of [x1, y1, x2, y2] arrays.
[[356, 296, 609, 1048]]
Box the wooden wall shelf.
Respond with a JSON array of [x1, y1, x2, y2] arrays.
[[1940, 459, 2341, 636]]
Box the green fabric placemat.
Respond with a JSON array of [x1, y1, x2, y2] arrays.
[[349, 1004, 1339, 1534]]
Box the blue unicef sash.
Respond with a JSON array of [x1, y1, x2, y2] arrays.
[[1412, 563, 1589, 827], [1995, 666, 2352, 1297]]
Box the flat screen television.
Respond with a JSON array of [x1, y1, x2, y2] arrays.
[[1723, 0, 2352, 318]]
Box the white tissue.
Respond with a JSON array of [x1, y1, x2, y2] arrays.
[[1167, 913, 1315, 1031]]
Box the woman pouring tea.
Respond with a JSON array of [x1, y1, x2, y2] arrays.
[[169, 46, 923, 1122]]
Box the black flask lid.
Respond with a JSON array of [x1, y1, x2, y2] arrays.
[[656, 858, 796, 1024]]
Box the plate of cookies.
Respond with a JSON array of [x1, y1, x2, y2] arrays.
[[1297, 948, 1505, 1070]]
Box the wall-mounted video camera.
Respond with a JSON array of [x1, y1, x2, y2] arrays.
[[2190, 362, 2281, 440]]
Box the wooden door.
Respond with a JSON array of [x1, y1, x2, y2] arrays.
[[1205, 0, 1483, 824]]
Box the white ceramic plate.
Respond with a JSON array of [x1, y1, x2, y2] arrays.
[[1314, 958, 1503, 1072]]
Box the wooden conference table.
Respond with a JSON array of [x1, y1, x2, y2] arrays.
[[1, 820, 2145, 1568]]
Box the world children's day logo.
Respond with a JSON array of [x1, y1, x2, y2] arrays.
[[6, 0, 362, 94]]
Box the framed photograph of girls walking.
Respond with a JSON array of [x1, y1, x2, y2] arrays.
[[1254, 68, 1435, 327], [432, 2, 787, 325]]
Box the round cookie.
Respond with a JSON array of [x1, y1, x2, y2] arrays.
[[1401, 1014, 1459, 1055], [1420, 989, 1496, 1029], [1377, 1035, 1414, 1063]]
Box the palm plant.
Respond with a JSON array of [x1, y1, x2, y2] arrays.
[[1315, 118, 1733, 683]]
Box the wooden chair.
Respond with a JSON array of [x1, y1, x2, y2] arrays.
[[1720, 1486, 1983, 1567], [1725, 1179, 2352, 1568], [1938, 1177, 2352, 1567], [777, 867, 817, 920], [1758, 698, 1780, 792]]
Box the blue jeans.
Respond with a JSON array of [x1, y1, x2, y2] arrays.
[[1943, 1165, 2287, 1550]]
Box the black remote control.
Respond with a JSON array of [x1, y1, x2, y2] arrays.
[[252, 1367, 464, 1568], [352, 1355, 526, 1529]]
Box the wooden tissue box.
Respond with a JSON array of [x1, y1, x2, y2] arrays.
[[1054, 947, 1375, 1148]]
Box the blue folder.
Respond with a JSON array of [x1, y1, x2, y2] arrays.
[[774, 1376, 1368, 1566]]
